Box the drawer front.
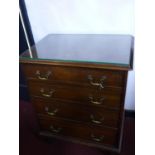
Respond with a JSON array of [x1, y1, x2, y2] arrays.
[[28, 82, 122, 108], [23, 64, 124, 87], [39, 116, 118, 146], [32, 98, 120, 128]]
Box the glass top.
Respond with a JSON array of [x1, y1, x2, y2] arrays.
[[20, 34, 133, 66]]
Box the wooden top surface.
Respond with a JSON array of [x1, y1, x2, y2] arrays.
[[20, 34, 134, 70]]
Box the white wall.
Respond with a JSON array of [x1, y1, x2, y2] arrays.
[[25, 0, 135, 110]]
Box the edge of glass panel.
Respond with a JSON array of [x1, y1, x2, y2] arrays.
[[19, 56, 130, 67]]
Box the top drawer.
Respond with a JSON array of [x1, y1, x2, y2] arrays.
[[22, 64, 125, 87]]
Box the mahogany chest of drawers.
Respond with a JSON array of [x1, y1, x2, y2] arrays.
[[20, 34, 133, 154]]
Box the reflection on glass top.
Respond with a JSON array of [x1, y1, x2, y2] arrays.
[[20, 34, 133, 66]]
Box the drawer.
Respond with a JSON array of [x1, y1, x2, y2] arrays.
[[29, 82, 122, 108], [39, 116, 118, 146], [32, 98, 120, 128], [22, 64, 124, 87]]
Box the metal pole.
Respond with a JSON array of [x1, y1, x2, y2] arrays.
[[19, 6, 33, 58]]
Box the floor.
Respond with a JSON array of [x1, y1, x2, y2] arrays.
[[19, 100, 135, 155]]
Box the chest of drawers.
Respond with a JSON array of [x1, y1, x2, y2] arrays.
[[20, 34, 133, 154]]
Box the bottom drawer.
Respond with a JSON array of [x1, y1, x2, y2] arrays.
[[39, 116, 118, 147]]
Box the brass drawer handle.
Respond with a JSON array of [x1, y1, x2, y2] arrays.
[[90, 114, 104, 124], [45, 106, 58, 116], [88, 75, 106, 89], [50, 125, 62, 133], [89, 96, 105, 105], [36, 70, 51, 80], [91, 133, 104, 142], [40, 88, 55, 98]]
